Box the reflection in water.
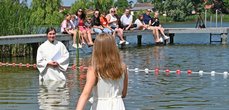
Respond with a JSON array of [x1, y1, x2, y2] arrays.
[[152, 46, 165, 67], [38, 80, 70, 110]]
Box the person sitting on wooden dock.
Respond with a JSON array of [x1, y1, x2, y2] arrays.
[[120, 8, 136, 30], [100, 12, 114, 35], [106, 8, 129, 45], [92, 9, 113, 34], [76, 8, 94, 47], [143, 9, 160, 43], [61, 14, 81, 48], [149, 12, 169, 43]]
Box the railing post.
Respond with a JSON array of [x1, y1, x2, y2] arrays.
[[220, 13, 223, 27], [221, 33, 227, 45], [210, 33, 212, 44], [169, 33, 175, 44], [205, 10, 207, 27], [210, 15, 212, 27], [216, 9, 218, 27], [32, 43, 39, 58], [137, 35, 142, 46]]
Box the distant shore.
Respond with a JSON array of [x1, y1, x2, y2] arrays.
[[159, 14, 229, 24]]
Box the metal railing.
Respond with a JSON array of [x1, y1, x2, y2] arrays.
[[205, 9, 223, 28]]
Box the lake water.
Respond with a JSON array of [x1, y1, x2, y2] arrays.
[[0, 22, 229, 110]]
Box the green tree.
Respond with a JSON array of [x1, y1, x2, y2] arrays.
[[94, 0, 114, 12], [115, 0, 129, 9], [224, 0, 229, 7], [70, 0, 114, 14], [30, 0, 63, 26], [152, 0, 164, 12], [69, 0, 90, 14], [0, 0, 31, 35], [154, 0, 193, 21]]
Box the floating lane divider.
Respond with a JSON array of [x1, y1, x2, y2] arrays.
[[128, 68, 229, 78], [0, 62, 37, 68], [0, 62, 228, 78]]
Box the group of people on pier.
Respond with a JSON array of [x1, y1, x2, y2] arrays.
[[61, 8, 169, 48]]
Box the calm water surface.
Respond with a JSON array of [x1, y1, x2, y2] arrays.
[[0, 22, 229, 110]]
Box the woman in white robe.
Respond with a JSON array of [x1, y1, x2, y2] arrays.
[[36, 27, 69, 81]]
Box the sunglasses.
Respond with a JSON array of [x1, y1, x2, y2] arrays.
[[95, 13, 99, 15], [78, 10, 82, 12], [111, 11, 116, 13]]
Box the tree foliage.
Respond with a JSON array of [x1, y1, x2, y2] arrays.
[[69, 0, 90, 14], [114, 0, 129, 11], [153, 0, 193, 21], [94, 0, 114, 13], [30, 0, 63, 25], [70, 0, 114, 14], [0, 0, 31, 35]]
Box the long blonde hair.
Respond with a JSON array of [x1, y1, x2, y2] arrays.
[[91, 33, 123, 80]]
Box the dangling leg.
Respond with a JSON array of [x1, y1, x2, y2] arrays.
[[86, 29, 93, 46]]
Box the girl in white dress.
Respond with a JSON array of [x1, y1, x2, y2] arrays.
[[76, 33, 128, 110]]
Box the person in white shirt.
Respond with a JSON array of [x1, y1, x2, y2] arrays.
[[37, 27, 69, 81], [120, 9, 136, 30]]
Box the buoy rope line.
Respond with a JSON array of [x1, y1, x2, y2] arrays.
[[0, 62, 228, 78]]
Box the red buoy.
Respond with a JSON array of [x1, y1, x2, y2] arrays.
[[154, 68, 159, 73], [154, 68, 159, 76], [187, 70, 192, 75], [19, 63, 22, 67], [176, 70, 181, 75], [165, 69, 170, 76], [26, 63, 30, 68]]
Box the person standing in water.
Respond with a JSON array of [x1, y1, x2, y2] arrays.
[[76, 33, 128, 110], [36, 27, 69, 81]]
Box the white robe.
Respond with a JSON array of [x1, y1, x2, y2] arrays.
[[36, 40, 69, 81]]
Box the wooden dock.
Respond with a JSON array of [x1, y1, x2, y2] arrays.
[[124, 27, 229, 45], [0, 27, 228, 45]]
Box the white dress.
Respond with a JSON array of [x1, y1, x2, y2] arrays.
[[90, 74, 125, 110]]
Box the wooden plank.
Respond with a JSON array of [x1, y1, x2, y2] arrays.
[[165, 28, 229, 34], [0, 34, 71, 45]]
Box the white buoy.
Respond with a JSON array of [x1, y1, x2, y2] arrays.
[[144, 68, 149, 73], [211, 71, 215, 77], [199, 70, 203, 76], [223, 71, 228, 79], [134, 68, 139, 72]]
